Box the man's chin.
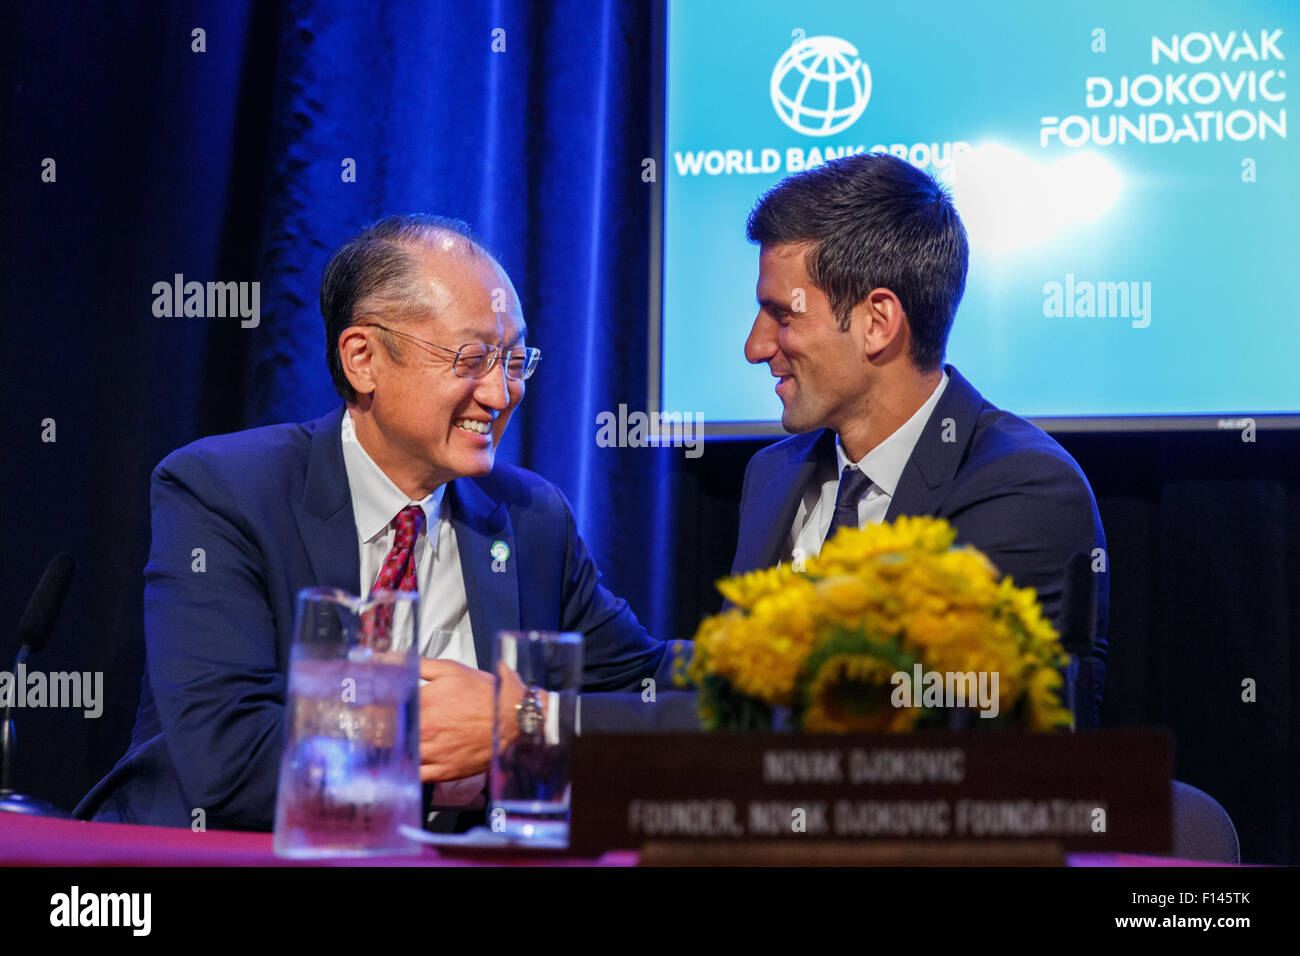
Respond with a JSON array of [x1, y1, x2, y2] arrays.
[[780, 406, 818, 435], [461, 452, 495, 477], [435, 450, 495, 485]]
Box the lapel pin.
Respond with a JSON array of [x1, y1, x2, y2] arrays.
[[490, 540, 510, 573]]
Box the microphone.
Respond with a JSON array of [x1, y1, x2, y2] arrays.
[[14, 552, 75, 654], [1, 553, 77, 816]]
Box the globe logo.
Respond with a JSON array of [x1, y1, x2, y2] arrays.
[[770, 36, 872, 137]]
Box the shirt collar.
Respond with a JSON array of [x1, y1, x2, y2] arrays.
[[835, 369, 949, 499], [341, 409, 446, 549]]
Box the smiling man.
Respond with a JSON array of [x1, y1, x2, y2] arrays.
[[731, 153, 1109, 729], [76, 215, 674, 831]]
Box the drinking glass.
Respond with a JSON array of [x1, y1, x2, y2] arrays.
[[489, 630, 583, 845], [273, 587, 421, 857]]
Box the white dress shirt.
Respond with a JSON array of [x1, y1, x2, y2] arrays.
[[788, 370, 949, 563], [341, 409, 484, 809], [341, 409, 476, 663]]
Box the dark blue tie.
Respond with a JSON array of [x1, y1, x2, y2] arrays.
[[824, 465, 873, 545]]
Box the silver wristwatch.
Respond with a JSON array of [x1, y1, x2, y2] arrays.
[[516, 685, 544, 736]]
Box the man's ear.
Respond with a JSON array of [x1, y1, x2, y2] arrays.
[[856, 288, 908, 361], [338, 326, 378, 397]]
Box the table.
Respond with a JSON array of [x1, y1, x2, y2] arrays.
[[0, 813, 1237, 866]]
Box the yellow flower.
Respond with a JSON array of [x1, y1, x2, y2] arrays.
[[801, 654, 920, 733], [715, 564, 795, 609], [1025, 665, 1074, 732], [688, 515, 1070, 732], [816, 573, 881, 622], [813, 515, 956, 575], [693, 583, 821, 706]]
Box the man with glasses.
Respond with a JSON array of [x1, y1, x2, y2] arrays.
[[77, 215, 676, 831]]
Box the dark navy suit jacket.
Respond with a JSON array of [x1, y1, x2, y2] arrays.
[[730, 365, 1109, 728], [76, 406, 672, 830]]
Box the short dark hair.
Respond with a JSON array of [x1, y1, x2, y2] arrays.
[[320, 214, 488, 402], [746, 152, 969, 372]]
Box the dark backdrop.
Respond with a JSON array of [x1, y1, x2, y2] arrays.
[[3, 1, 1296, 864]]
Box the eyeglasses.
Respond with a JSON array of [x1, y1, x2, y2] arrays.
[[357, 323, 541, 381]]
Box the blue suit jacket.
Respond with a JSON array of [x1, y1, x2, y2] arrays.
[[730, 365, 1109, 728], [76, 406, 672, 830]]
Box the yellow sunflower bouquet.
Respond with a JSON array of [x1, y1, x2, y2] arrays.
[[686, 516, 1073, 733]]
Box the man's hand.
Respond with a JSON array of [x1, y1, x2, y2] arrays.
[[418, 658, 524, 782]]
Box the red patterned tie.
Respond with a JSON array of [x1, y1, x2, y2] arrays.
[[362, 505, 425, 647]]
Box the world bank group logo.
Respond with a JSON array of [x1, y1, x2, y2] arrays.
[[770, 35, 872, 137]]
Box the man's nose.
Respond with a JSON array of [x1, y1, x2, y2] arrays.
[[744, 313, 777, 365], [474, 355, 512, 409]]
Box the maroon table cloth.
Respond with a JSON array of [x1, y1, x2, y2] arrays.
[[0, 814, 1237, 866]]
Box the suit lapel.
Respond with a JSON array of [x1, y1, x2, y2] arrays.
[[886, 364, 985, 521], [292, 405, 362, 592], [447, 478, 519, 671], [734, 429, 833, 574], [292, 408, 519, 670]]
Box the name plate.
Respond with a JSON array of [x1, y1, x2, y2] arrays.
[[570, 730, 1171, 857]]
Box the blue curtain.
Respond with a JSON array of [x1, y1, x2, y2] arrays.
[[1, 0, 676, 814], [251, 0, 675, 643]]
